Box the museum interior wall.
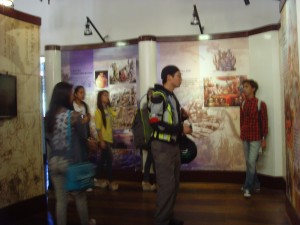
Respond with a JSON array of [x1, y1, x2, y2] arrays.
[[53, 28, 283, 178], [0, 9, 45, 209], [1, 0, 299, 223], [280, 0, 300, 221]]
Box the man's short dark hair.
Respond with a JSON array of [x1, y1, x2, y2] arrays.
[[242, 79, 259, 95], [161, 65, 180, 84]]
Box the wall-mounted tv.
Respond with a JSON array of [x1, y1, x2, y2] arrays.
[[0, 74, 17, 118]]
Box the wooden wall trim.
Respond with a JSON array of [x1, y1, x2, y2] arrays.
[[0, 6, 41, 26], [286, 197, 300, 225], [60, 38, 139, 51], [248, 24, 281, 36], [139, 35, 157, 41], [0, 195, 47, 224], [45, 45, 61, 51], [157, 24, 280, 42], [59, 24, 280, 51]]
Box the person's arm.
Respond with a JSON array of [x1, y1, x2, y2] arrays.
[[181, 107, 189, 121], [72, 111, 88, 137], [260, 102, 268, 148], [148, 94, 183, 135], [240, 103, 244, 133], [109, 107, 118, 118]]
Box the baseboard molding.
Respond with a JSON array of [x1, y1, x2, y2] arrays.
[[286, 197, 300, 225], [0, 195, 47, 224], [111, 169, 286, 190]]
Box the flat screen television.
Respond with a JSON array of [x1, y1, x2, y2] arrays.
[[0, 74, 17, 118]]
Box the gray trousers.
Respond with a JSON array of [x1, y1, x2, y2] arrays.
[[151, 140, 181, 225], [50, 157, 89, 225]]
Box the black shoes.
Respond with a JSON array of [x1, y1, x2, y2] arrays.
[[169, 218, 184, 225]]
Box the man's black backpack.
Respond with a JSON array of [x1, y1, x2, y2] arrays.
[[131, 93, 153, 150], [132, 89, 197, 164]]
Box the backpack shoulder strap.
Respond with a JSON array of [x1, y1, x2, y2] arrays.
[[152, 90, 167, 101], [137, 94, 148, 110], [152, 90, 168, 110], [257, 99, 261, 111], [241, 100, 245, 110], [242, 99, 262, 111]]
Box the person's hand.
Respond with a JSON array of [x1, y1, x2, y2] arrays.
[[183, 124, 192, 135], [86, 113, 91, 122], [99, 140, 106, 149], [261, 139, 267, 149], [81, 115, 89, 124], [181, 108, 190, 120], [87, 137, 98, 153]]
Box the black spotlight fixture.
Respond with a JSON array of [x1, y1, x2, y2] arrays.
[[40, 0, 50, 4], [84, 21, 92, 36], [190, 4, 204, 34], [244, 0, 250, 5], [84, 17, 106, 43]]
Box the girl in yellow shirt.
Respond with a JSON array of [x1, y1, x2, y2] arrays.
[[94, 90, 119, 191]]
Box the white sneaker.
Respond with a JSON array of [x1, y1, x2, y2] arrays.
[[253, 187, 261, 193], [86, 188, 93, 192], [108, 182, 119, 191], [241, 185, 260, 193], [94, 179, 108, 188], [142, 182, 156, 191], [89, 218, 96, 225], [244, 189, 251, 198]]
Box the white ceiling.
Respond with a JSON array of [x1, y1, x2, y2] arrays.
[[13, 0, 281, 55]]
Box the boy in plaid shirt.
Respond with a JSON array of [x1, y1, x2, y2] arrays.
[[240, 79, 268, 198]]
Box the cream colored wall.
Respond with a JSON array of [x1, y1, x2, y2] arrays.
[[0, 14, 45, 208], [249, 31, 284, 177]]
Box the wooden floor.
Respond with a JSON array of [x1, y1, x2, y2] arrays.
[[19, 182, 290, 225]]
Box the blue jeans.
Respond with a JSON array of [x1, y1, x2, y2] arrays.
[[242, 141, 261, 191], [96, 142, 113, 181]]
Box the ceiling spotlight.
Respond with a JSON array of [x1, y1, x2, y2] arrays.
[[190, 4, 204, 34], [84, 22, 92, 36], [0, 0, 14, 7], [191, 13, 200, 25], [244, 0, 250, 5], [40, 0, 50, 4], [84, 17, 106, 43]]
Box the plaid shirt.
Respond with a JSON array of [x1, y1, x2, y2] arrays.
[[240, 97, 268, 141]]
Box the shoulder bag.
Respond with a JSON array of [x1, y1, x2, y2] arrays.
[[65, 110, 95, 191]]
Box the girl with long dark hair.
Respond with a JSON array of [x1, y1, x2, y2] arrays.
[[94, 90, 119, 191], [46, 82, 96, 225]]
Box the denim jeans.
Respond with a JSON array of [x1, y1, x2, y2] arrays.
[[242, 140, 261, 191], [96, 142, 113, 181]]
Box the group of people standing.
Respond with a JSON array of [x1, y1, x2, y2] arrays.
[[46, 83, 120, 225], [46, 65, 268, 225]]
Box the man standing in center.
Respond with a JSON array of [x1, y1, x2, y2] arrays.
[[149, 65, 192, 225]]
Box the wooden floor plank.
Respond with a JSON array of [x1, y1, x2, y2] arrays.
[[16, 181, 290, 225]]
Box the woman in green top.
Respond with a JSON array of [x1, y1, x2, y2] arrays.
[[94, 90, 119, 191]]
